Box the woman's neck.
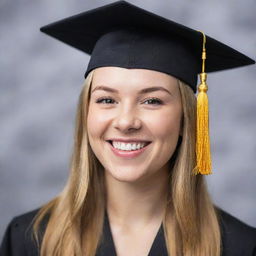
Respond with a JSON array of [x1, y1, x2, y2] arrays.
[[104, 168, 169, 229]]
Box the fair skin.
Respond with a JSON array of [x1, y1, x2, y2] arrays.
[[87, 66, 183, 256]]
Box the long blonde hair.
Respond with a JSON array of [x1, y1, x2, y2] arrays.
[[32, 69, 221, 256]]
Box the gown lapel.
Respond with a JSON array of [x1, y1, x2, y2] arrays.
[[96, 211, 117, 256], [96, 211, 168, 256], [147, 223, 168, 256]]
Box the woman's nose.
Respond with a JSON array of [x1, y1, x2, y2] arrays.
[[112, 108, 142, 133]]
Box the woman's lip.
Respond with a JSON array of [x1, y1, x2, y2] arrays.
[[107, 141, 151, 159], [107, 139, 151, 143], [107, 140, 151, 145]]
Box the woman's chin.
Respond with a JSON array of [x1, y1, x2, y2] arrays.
[[105, 168, 148, 184]]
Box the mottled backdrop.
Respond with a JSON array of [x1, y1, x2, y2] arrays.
[[0, 0, 255, 241]]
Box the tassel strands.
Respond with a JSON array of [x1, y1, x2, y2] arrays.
[[193, 31, 212, 175]]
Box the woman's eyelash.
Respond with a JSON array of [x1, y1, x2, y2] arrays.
[[96, 97, 116, 104], [95, 97, 163, 105], [144, 98, 163, 105]]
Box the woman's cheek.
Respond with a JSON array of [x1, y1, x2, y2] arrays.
[[146, 111, 181, 137], [87, 108, 112, 137]]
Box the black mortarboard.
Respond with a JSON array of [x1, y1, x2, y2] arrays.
[[40, 1, 255, 175], [40, 0, 255, 93]]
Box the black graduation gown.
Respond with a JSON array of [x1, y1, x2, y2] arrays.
[[1, 207, 256, 256]]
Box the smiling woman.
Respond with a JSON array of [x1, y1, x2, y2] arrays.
[[87, 67, 183, 182], [1, 1, 256, 256]]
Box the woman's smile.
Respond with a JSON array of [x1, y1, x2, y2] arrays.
[[106, 140, 152, 159]]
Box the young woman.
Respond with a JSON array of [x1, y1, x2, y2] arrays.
[[1, 1, 255, 256]]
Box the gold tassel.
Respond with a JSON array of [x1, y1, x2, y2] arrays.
[[193, 31, 212, 175]]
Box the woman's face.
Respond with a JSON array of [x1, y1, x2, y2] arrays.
[[87, 66, 183, 183]]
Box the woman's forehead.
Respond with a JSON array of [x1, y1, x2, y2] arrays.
[[91, 66, 178, 92]]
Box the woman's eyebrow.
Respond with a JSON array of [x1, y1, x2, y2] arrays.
[[91, 85, 172, 95]]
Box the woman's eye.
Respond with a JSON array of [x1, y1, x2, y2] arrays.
[[143, 98, 163, 105], [95, 97, 163, 105], [96, 97, 116, 104]]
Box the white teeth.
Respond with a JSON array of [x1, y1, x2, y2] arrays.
[[112, 141, 147, 151]]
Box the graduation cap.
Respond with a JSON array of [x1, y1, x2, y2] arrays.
[[40, 1, 255, 175]]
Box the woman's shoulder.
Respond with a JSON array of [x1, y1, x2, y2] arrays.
[[0, 208, 47, 256], [10, 208, 41, 228], [1, 207, 256, 256], [216, 207, 256, 255]]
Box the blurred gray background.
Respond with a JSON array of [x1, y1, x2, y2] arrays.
[[0, 0, 255, 241]]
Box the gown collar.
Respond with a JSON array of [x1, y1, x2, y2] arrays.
[[96, 210, 168, 256]]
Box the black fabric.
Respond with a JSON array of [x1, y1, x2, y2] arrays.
[[1, 207, 256, 256], [0, 209, 48, 256], [96, 210, 168, 256], [218, 210, 256, 256], [39, 1, 255, 92]]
